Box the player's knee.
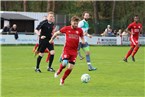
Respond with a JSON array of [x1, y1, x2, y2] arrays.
[[62, 60, 68, 66], [50, 50, 55, 55], [68, 64, 74, 69], [85, 51, 90, 55], [39, 53, 44, 57], [84, 47, 90, 53]]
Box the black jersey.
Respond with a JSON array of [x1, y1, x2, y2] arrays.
[[36, 20, 54, 40]]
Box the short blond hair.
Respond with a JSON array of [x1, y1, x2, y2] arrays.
[[48, 11, 54, 15]]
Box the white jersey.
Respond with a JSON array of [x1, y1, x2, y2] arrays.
[[78, 19, 89, 42]]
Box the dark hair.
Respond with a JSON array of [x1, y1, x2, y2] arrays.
[[134, 15, 139, 18], [82, 11, 89, 17], [71, 16, 80, 22]]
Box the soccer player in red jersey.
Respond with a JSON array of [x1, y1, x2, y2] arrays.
[[49, 16, 85, 85], [123, 15, 142, 62]]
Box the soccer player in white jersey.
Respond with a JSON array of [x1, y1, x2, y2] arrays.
[[78, 11, 96, 71]]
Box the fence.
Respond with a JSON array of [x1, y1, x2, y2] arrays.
[[1, 35, 145, 45]]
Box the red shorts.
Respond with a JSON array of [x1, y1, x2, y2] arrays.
[[62, 50, 77, 64], [130, 36, 139, 46], [44, 49, 49, 53]]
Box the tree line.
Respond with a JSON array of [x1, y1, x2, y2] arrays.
[[1, 1, 145, 34]]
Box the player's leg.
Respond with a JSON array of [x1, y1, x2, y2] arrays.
[[46, 53, 50, 63], [131, 41, 139, 62], [33, 43, 39, 52], [33, 43, 39, 56], [35, 53, 44, 73], [124, 45, 135, 61], [60, 62, 74, 85], [54, 58, 68, 78], [123, 38, 136, 62], [35, 42, 46, 73], [131, 45, 139, 61], [83, 42, 96, 71], [60, 53, 77, 85], [47, 50, 55, 72], [54, 51, 69, 77], [78, 42, 84, 60], [47, 43, 55, 72], [45, 49, 50, 62], [59, 54, 63, 62]]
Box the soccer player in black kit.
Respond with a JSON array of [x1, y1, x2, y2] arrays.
[[35, 11, 55, 72]]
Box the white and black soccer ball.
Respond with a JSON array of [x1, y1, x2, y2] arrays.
[[81, 74, 90, 83]]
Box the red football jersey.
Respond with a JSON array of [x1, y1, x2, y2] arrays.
[[127, 22, 142, 39], [60, 26, 83, 53]]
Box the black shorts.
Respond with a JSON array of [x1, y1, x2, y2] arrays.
[[38, 39, 54, 53]]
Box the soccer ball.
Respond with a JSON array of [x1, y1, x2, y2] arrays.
[[81, 74, 90, 83]]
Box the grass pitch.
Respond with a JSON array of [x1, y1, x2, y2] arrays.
[[1, 45, 144, 97]]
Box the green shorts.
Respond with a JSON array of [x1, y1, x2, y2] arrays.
[[78, 42, 90, 52]]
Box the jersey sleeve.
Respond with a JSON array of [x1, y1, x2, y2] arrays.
[[36, 21, 45, 30], [78, 21, 84, 28], [60, 26, 67, 33], [127, 23, 133, 30]]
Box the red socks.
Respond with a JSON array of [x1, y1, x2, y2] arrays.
[[33, 43, 39, 52], [62, 69, 72, 81], [125, 46, 135, 59], [46, 53, 50, 62], [132, 46, 139, 57], [57, 64, 66, 75], [125, 45, 139, 59], [57, 64, 73, 83]]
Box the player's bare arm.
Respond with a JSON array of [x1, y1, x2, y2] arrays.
[[84, 32, 92, 38], [53, 31, 59, 39], [139, 28, 143, 36], [140, 28, 143, 34], [49, 31, 61, 43], [126, 28, 132, 35], [52, 26, 59, 39], [35, 29, 46, 39], [87, 33, 92, 38], [35, 29, 41, 36], [80, 37, 85, 44]]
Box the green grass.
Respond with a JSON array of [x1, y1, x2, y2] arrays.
[[1, 45, 145, 97]]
